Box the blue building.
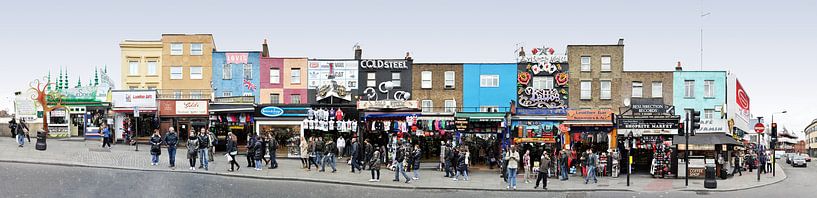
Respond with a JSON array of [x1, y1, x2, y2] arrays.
[[212, 51, 262, 102], [461, 63, 517, 112], [673, 71, 727, 134]]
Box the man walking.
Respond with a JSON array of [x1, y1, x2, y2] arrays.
[[198, 128, 210, 171], [444, 143, 454, 177], [350, 138, 362, 173], [164, 127, 179, 169], [364, 139, 374, 170], [268, 134, 278, 169], [337, 136, 346, 158], [585, 149, 597, 184], [534, 150, 551, 190], [560, 149, 569, 181], [207, 130, 216, 162], [321, 138, 338, 173], [393, 142, 412, 183], [315, 137, 325, 168]]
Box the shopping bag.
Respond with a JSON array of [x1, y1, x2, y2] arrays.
[[225, 154, 233, 161]]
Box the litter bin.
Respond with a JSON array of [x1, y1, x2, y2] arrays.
[[704, 164, 717, 189], [35, 130, 47, 151]]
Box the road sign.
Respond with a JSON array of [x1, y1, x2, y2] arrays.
[[134, 106, 140, 118], [754, 123, 765, 133]]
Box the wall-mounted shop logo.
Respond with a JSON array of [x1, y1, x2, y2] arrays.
[[260, 106, 284, 117]]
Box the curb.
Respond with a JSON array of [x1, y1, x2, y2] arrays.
[[0, 159, 633, 193], [677, 164, 788, 193]]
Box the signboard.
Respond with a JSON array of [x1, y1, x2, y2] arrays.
[[515, 108, 567, 116], [14, 96, 37, 117], [260, 106, 284, 117], [51, 109, 66, 117], [226, 53, 249, 64], [357, 100, 419, 110], [514, 137, 556, 144], [111, 90, 157, 109], [736, 80, 750, 113], [176, 101, 208, 115], [567, 110, 612, 120], [308, 60, 359, 89], [754, 123, 765, 134], [630, 98, 673, 114], [455, 117, 468, 131], [618, 118, 679, 129], [134, 106, 140, 118], [359, 59, 408, 69]]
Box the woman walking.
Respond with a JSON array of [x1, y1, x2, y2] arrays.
[[149, 130, 162, 166], [226, 132, 240, 172], [187, 132, 199, 171], [369, 147, 382, 182], [505, 145, 520, 190], [101, 123, 112, 149], [300, 137, 309, 169], [523, 150, 531, 184], [412, 144, 422, 180]]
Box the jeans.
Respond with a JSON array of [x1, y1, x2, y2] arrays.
[[585, 166, 597, 183], [255, 159, 262, 169], [167, 147, 177, 167], [444, 161, 453, 177], [453, 167, 469, 180], [535, 172, 547, 188], [560, 164, 569, 180], [351, 156, 362, 172], [199, 148, 209, 169], [413, 168, 419, 179], [17, 134, 25, 146], [507, 168, 518, 187], [269, 150, 278, 168], [152, 154, 159, 164], [394, 162, 411, 181], [322, 154, 336, 171], [371, 169, 380, 180], [316, 153, 324, 168]]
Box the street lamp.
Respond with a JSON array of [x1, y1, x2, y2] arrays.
[[771, 111, 786, 177]]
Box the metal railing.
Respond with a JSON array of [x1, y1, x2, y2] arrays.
[[157, 89, 212, 100]]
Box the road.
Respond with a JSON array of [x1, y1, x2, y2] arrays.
[[1, 161, 814, 198]]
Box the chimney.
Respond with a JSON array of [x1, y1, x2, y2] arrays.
[[617, 38, 625, 45], [405, 52, 412, 60], [675, 61, 683, 71], [354, 43, 362, 60], [261, 39, 269, 58]]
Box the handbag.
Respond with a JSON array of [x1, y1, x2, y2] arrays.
[[225, 154, 233, 161]]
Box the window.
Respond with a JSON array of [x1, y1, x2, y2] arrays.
[[444, 71, 455, 89], [704, 109, 714, 122], [601, 56, 611, 72], [170, 43, 183, 55], [190, 91, 202, 99], [684, 80, 695, 98], [129, 61, 139, 76], [532, 77, 549, 89], [291, 94, 301, 104], [223, 64, 232, 80], [129, 86, 138, 90], [270, 94, 280, 104], [367, 72, 376, 87], [704, 80, 715, 98], [632, 81, 643, 98], [242, 92, 253, 97], [170, 66, 183, 80], [580, 81, 591, 100], [652, 82, 663, 98], [222, 91, 232, 97], [480, 106, 499, 112], [421, 100, 433, 112], [581, 56, 591, 72], [291, 68, 301, 84], [421, 71, 432, 89], [147, 61, 157, 75], [174, 90, 182, 99], [480, 75, 499, 87], [190, 66, 203, 79], [147, 86, 156, 90], [269, 68, 280, 84], [600, 80, 611, 100], [391, 72, 401, 88], [444, 100, 457, 113], [190, 43, 203, 55], [243, 64, 252, 80]]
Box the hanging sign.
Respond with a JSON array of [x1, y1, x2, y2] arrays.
[[567, 110, 612, 120], [618, 118, 679, 129], [357, 100, 418, 110], [260, 106, 285, 117]]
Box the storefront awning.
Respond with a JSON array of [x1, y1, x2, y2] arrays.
[[209, 104, 255, 113], [672, 133, 742, 146], [562, 120, 613, 126], [455, 112, 506, 122]]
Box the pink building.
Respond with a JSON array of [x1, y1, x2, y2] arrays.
[[259, 56, 308, 104]]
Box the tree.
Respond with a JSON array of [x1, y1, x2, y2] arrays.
[[29, 78, 64, 135]]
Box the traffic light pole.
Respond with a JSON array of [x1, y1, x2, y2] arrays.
[[757, 116, 763, 182], [772, 115, 776, 177], [685, 113, 689, 187]]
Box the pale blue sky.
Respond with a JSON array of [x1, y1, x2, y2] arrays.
[[1, 0, 815, 137]]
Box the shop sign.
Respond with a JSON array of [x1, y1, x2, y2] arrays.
[[176, 101, 208, 115], [308, 60, 359, 89], [47, 126, 70, 138], [516, 108, 567, 115], [50, 109, 66, 117], [260, 106, 285, 117], [688, 168, 705, 177], [697, 120, 726, 133], [454, 117, 468, 131], [357, 100, 418, 109], [112, 90, 157, 108], [226, 53, 249, 64], [514, 136, 556, 144], [359, 59, 408, 69], [567, 110, 612, 120], [630, 98, 672, 114], [618, 118, 679, 129], [677, 144, 716, 151]]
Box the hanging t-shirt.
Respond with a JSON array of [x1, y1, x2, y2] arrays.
[[335, 109, 344, 121], [351, 121, 358, 132], [307, 108, 315, 120]]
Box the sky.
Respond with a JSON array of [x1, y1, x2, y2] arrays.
[[1, 0, 815, 138]]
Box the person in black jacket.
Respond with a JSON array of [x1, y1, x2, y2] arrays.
[[363, 139, 373, 170], [412, 144, 422, 180], [444, 143, 454, 177], [393, 142, 412, 183], [350, 138, 362, 173], [253, 137, 264, 171], [321, 139, 338, 173], [246, 134, 257, 168], [197, 129, 210, 171], [149, 129, 162, 166], [268, 134, 278, 169], [315, 137, 325, 168], [226, 132, 240, 172], [164, 128, 179, 169]]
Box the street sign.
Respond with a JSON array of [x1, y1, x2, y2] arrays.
[[754, 123, 765, 133], [134, 106, 140, 118]]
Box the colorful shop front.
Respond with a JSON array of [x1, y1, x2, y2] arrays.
[[254, 104, 308, 158], [158, 99, 209, 140], [357, 58, 419, 147], [111, 90, 158, 143], [563, 110, 615, 153], [45, 68, 114, 139], [616, 98, 680, 177], [209, 96, 256, 150], [454, 111, 507, 167]]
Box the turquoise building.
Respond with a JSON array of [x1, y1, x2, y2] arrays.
[[673, 71, 727, 133]]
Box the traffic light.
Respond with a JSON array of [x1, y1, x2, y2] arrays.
[[771, 123, 778, 139], [690, 110, 701, 136], [678, 122, 685, 136]]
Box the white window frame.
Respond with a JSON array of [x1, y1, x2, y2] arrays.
[[532, 77, 547, 89], [421, 100, 433, 113], [222, 91, 232, 97], [391, 72, 401, 88], [580, 56, 591, 72], [632, 81, 643, 98], [269, 68, 280, 84], [580, 81, 591, 100], [600, 80, 611, 100], [170, 66, 183, 80], [147, 61, 157, 76], [243, 64, 253, 80], [129, 61, 139, 76], [479, 75, 499, 87], [684, 80, 695, 98], [367, 72, 376, 87], [170, 43, 183, 55], [652, 82, 663, 98], [190, 43, 203, 56], [704, 80, 715, 98], [291, 68, 301, 84], [223, 64, 232, 80], [291, 94, 301, 104], [480, 106, 499, 112], [444, 100, 457, 113], [601, 56, 611, 72], [421, 71, 432, 89], [190, 66, 203, 80], [270, 93, 280, 104], [704, 109, 714, 122], [444, 71, 455, 89]]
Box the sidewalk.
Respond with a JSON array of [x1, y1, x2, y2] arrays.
[[0, 138, 786, 192]]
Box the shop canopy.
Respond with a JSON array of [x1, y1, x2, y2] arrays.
[[672, 133, 742, 146], [455, 112, 506, 122]]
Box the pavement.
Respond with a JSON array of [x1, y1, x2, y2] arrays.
[[0, 137, 789, 193]]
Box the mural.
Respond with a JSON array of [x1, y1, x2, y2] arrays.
[[516, 47, 569, 110]]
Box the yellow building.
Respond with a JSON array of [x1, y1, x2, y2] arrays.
[[159, 34, 215, 99], [119, 40, 163, 90]]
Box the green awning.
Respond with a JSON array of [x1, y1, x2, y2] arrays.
[[455, 112, 506, 122]]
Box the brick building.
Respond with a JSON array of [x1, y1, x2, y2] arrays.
[[567, 39, 625, 111], [411, 63, 463, 113]]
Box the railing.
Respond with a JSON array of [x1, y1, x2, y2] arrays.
[[213, 96, 255, 104], [157, 89, 212, 100], [419, 106, 512, 113]]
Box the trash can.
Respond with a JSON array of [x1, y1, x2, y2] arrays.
[[704, 164, 717, 189], [35, 130, 47, 151]]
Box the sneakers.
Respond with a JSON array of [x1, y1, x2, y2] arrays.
[[405, 180, 411, 184], [368, 179, 376, 182], [412, 177, 419, 180], [506, 186, 510, 190], [453, 178, 458, 181], [375, 179, 380, 182], [513, 186, 517, 190]]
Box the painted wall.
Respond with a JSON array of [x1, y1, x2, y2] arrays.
[[357, 59, 413, 101], [160, 34, 214, 93], [120, 40, 162, 90], [212, 51, 261, 102], [462, 63, 517, 112], [259, 57, 308, 104], [673, 71, 727, 133]]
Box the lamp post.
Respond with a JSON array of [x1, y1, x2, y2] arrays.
[[756, 116, 763, 182], [771, 111, 786, 177]]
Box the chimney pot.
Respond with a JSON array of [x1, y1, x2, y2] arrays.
[[618, 38, 625, 45], [675, 61, 683, 71]]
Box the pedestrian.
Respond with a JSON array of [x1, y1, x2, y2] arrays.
[[246, 133, 257, 168], [308, 137, 318, 171], [20, 119, 30, 143], [412, 144, 422, 180], [534, 150, 551, 190], [187, 132, 199, 170], [393, 142, 412, 183], [226, 132, 240, 172], [259, 135, 269, 166], [268, 133, 278, 169], [321, 138, 338, 173], [10, 117, 27, 147], [369, 147, 382, 182], [364, 139, 374, 170], [523, 150, 531, 184], [746, 153, 755, 173], [164, 127, 179, 169], [253, 136, 263, 171], [149, 129, 162, 166], [505, 145, 520, 190], [315, 137, 325, 169], [100, 123, 112, 148], [300, 137, 309, 169], [453, 147, 470, 181], [439, 141, 446, 172], [611, 149, 620, 178], [207, 129, 216, 162], [7, 117, 18, 139], [560, 149, 569, 180], [733, 152, 742, 176], [585, 149, 598, 184], [350, 138, 362, 173], [198, 128, 210, 171], [444, 142, 454, 177], [337, 136, 346, 159]]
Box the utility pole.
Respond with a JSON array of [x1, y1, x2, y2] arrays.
[[700, 0, 710, 70]]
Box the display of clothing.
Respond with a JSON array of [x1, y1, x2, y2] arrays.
[[335, 109, 344, 121]]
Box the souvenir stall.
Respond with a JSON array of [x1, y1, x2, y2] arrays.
[[209, 98, 255, 150], [563, 110, 614, 153], [255, 104, 308, 158], [454, 112, 506, 167], [414, 115, 455, 161]]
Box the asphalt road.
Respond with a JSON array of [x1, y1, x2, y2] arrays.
[[1, 161, 814, 198]]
